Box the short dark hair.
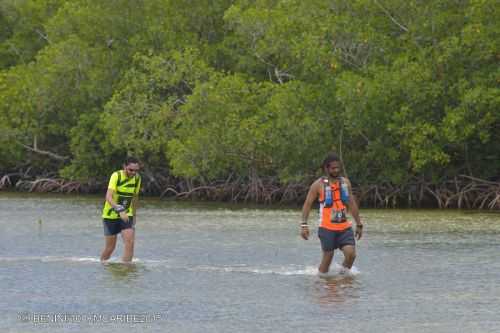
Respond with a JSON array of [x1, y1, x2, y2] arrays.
[[322, 153, 341, 169], [124, 156, 140, 166]]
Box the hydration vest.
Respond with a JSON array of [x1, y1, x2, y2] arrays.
[[102, 170, 141, 219], [318, 177, 352, 231]]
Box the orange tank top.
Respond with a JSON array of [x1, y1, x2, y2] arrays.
[[318, 179, 352, 231]]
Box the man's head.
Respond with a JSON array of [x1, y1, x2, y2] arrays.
[[322, 153, 342, 178], [123, 156, 140, 177]]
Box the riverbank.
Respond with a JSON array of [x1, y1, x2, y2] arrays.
[[1, 172, 499, 210]]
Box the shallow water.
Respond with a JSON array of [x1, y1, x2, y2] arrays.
[[1, 193, 499, 332]]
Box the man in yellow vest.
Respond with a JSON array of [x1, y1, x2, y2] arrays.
[[300, 153, 363, 274], [100, 157, 142, 263]]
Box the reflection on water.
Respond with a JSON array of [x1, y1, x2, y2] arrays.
[[37, 218, 43, 237], [311, 264, 361, 305], [314, 274, 358, 305], [102, 262, 141, 281]]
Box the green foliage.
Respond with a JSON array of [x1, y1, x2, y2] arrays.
[[0, 0, 64, 68], [263, 81, 336, 181], [168, 73, 275, 179], [222, 0, 336, 82], [60, 111, 113, 180], [99, 48, 215, 170], [0, 0, 498, 191]]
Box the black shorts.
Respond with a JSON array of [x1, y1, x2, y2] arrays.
[[318, 227, 355, 252], [103, 217, 134, 236]]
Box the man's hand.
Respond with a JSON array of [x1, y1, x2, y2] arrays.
[[119, 211, 129, 223], [114, 205, 129, 222], [355, 224, 363, 240], [300, 224, 310, 240]]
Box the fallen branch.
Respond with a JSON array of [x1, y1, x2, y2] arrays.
[[17, 141, 69, 161]]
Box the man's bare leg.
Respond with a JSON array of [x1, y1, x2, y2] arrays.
[[341, 245, 356, 269], [101, 235, 117, 261], [319, 251, 334, 274], [121, 228, 135, 263]]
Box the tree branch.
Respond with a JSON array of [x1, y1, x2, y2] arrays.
[[34, 28, 50, 43], [373, 0, 409, 33], [17, 141, 69, 161]]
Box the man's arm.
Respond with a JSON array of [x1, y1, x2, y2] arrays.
[[300, 180, 320, 240], [105, 188, 117, 207], [131, 176, 141, 224], [105, 187, 129, 222], [131, 195, 139, 224], [105, 172, 121, 211], [345, 178, 363, 239]]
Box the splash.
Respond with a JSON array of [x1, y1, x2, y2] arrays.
[[194, 263, 360, 277], [0, 256, 360, 277], [317, 262, 360, 277], [0, 255, 137, 264]]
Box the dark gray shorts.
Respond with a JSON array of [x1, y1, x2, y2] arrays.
[[103, 217, 134, 236], [318, 227, 355, 252]]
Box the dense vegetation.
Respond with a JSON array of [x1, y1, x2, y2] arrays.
[[1, 0, 499, 208]]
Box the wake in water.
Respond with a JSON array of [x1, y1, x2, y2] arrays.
[[317, 262, 360, 277], [0, 255, 159, 265], [0, 255, 360, 277], [194, 263, 360, 277]]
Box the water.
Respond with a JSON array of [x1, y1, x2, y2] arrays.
[[1, 193, 499, 333]]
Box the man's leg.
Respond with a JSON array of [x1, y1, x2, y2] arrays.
[[319, 251, 334, 273], [340, 245, 356, 269], [121, 228, 135, 262], [101, 235, 117, 261]]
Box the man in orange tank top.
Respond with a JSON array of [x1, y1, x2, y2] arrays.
[[300, 153, 363, 274]]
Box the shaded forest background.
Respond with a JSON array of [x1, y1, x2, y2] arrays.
[[0, 0, 499, 208]]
